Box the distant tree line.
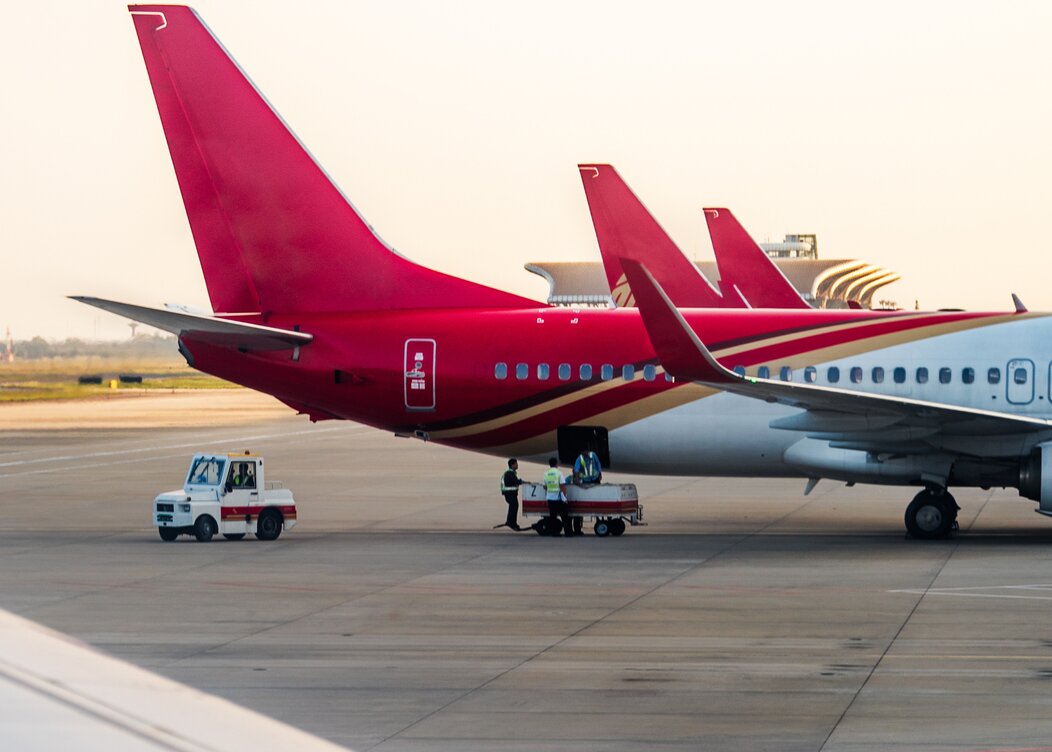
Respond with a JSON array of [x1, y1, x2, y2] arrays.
[[10, 334, 178, 360]]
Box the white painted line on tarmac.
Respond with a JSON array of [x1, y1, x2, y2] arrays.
[[890, 584, 1052, 602], [0, 424, 366, 476]]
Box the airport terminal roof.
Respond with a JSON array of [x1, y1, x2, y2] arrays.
[[525, 259, 900, 308]]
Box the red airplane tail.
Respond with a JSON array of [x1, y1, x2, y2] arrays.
[[129, 6, 537, 315], [703, 208, 811, 309], [576, 164, 726, 308]]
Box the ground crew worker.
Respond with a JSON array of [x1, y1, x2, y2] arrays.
[[499, 458, 525, 531], [543, 457, 573, 537], [574, 448, 602, 484]]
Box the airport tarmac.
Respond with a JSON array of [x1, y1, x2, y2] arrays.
[[5, 391, 1052, 751]]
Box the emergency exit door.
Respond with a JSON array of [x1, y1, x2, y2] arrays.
[[404, 339, 436, 411], [1006, 358, 1034, 404]]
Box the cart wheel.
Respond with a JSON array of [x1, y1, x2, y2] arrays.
[[610, 519, 626, 536], [594, 519, 610, 537], [572, 517, 583, 535], [193, 515, 216, 542], [158, 527, 178, 542], [533, 519, 548, 536]]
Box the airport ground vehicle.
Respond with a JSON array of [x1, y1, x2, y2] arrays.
[[521, 482, 642, 537], [153, 453, 297, 542]]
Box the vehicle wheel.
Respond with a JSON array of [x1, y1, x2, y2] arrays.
[[610, 518, 626, 536], [594, 519, 610, 537], [255, 508, 283, 541], [572, 517, 583, 535], [533, 519, 548, 536], [546, 517, 563, 536], [158, 527, 179, 542], [193, 515, 216, 542], [223, 533, 245, 541], [904, 489, 953, 539]]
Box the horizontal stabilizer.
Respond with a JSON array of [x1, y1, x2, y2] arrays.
[[71, 296, 312, 351]]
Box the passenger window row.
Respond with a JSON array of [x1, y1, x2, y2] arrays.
[[494, 362, 671, 383], [735, 364, 1004, 386]]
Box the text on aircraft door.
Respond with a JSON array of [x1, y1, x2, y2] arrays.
[[404, 339, 436, 411], [1006, 359, 1034, 405]]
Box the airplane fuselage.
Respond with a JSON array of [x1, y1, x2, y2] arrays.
[[182, 305, 1051, 488]]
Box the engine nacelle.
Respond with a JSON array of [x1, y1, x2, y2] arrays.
[[1018, 441, 1052, 513], [783, 438, 952, 486]]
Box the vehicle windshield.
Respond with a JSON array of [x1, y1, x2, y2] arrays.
[[186, 457, 226, 487]]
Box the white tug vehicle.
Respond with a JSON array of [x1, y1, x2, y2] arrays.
[[153, 453, 297, 542]]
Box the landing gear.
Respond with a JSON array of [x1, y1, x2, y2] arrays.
[[904, 488, 958, 539]]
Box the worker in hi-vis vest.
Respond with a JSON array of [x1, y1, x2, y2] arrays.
[[543, 457, 573, 537], [498, 457, 525, 531], [573, 449, 602, 485]]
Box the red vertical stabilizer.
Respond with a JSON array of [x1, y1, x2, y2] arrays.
[[129, 6, 538, 315], [577, 164, 727, 308], [703, 208, 811, 309]]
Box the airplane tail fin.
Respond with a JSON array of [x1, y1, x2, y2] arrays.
[[576, 164, 725, 308], [703, 208, 811, 309], [129, 6, 537, 315]]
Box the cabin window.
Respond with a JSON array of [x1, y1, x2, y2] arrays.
[[733, 365, 746, 377], [988, 367, 1001, 384], [1014, 367, 1029, 385], [757, 366, 770, 379], [558, 363, 571, 381], [643, 364, 656, 382], [580, 364, 593, 381], [516, 363, 528, 380], [804, 366, 817, 383], [962, 367, 975, 384], [494, 363, 508, 380], [916, 367, 929, 384], [537, 363, 550, 381], [601, 364, 614, 381], [939, 367, 952, 384], [780, 366, 792, 382], [872, 366, 885, 384], [850, 366, 863, 383], [622, 365, 635, 381], [827, 366, 840, 384], [893, 367, 906, 384]]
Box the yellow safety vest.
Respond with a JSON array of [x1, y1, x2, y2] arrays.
[[500, 470, 518, 493], [544, 467, 562, 493]]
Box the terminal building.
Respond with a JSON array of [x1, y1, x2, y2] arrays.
[[527, 234, 900, 309]]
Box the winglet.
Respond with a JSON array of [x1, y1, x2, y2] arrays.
[[618, 258, 738, 384], [1012, 293, 1028, 314]]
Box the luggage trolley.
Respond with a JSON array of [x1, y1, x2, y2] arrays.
[[521, 482, 643, 537]]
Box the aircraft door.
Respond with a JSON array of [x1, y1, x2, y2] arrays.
[[1006, 359, 1034, 405], [404, 339, 436, 411]]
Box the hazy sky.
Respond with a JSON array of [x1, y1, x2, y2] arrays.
[[3, 1, 1051, 339]]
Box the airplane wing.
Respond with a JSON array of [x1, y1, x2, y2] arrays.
[[71, 297, 313, 352], [620, 258, 1052, 442], [703, 208, 812, 309], [0, 608, 349, 751]]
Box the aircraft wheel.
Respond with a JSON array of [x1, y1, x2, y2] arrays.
[[158, 527, 179, 542], [904, 489, 954, 539], [594, 519, 611, 537], [194, 515, 216, 542], [223, 533, 245, 541], [572, 517, 583, 535], [255, 509, 283, 541], [610, 518, 626, 536]]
